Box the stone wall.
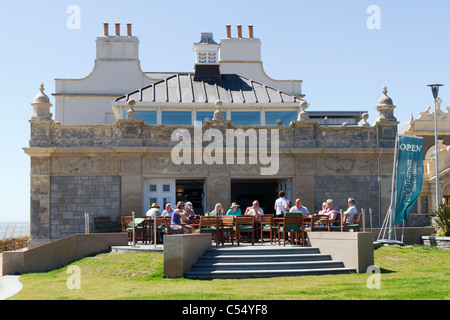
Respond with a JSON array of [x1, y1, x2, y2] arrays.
[[315, 175, 381, 227], [50, 175, 121, 238]]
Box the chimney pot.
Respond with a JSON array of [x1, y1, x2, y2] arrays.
[[248, 25, 253, 38], [226, 25, 231, 38], [237, 25, 242, 38], [126, 23, 132, 36], [103, 23, 109, 36], [115, 23, 120, 36]]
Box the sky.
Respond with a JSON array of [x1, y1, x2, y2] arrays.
[[0, 0, 449, 223]]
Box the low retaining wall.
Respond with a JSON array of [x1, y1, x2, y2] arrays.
[[307, 232, 374, 273], [371, 227, 434, 245], [1, 233, 128, 276], [422, 236, 450, 250], [164, 233, 212, 278]]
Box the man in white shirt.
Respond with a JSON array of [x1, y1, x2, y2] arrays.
[[245, 200, 264, 219], [345, 198, 357, 222], [289, 198, 310, 215], [274, 191, 290, 217]]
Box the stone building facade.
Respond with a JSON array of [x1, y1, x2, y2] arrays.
[[403, 99, 450, 223], [24, 24, 401, 247]]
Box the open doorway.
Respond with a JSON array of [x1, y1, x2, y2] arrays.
[[176, 179, 205, 214], [230, 179, 280, 215]]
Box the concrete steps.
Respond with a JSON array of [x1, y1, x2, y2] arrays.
[[184, 246, 356, 279]]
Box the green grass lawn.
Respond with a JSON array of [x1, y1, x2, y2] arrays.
[[8, 245, 450, 300]]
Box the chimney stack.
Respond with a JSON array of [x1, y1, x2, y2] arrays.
[[226, 25, 231, 38], [237, 25, 242, 38], [115, 23, 120, 36], [126, 23, 132, 36], [248, 25, 253, 38], [103, 23, 109, 36]]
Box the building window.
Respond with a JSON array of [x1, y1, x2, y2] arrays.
[[231, 111, 260, 126], [196, 111, 216, 124], [149, 185, 157, 192], [123, 110, 157, 124], [162, 111, 192, 125], [163, 184, 171, 192], [265, 111, 297, 126]]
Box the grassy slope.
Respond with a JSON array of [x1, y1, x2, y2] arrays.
[[9, 245, 450, 300]]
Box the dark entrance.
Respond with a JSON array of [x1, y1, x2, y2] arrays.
[[176, 179, 205, 214], [231, 179, 278, 215]]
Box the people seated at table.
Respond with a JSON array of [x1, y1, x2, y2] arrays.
[[322, 199, 338, 224], [146, 203, 161, 219], [162, 203, 174, 217], [244, 200, 264, 221], [289, 198, 310, 215], [170, 201, 192, 233], [226, 202, 242, 216], [344, 197, 358, 223], [274, 191, 290, 217], [318, 202, 327, 214], [209, 203, 224, 218]]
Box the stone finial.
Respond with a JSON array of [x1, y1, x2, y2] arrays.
[[297, 100, 311, 121], [31, 83, 52, 120], [126, 100, 137, 119], [375, 85, 397, 123], [360, 112, 370, 126], [212, 100, 224, 120]]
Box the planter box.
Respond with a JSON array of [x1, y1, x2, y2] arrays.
[[422, 236, 450, 250]]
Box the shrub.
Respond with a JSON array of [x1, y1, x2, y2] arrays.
[[431, 202, 450, 236]]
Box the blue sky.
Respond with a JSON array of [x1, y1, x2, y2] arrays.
[[0, 0, 449, 222]]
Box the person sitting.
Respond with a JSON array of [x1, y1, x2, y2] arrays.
[[210, 203, 224, 218], [344, 197, 358, 223], [184, 201, 200, 223], [226, 202, 242, 216], [170, 201, 192, 234], [146, 203, 161, 219], [323, 199, 338, 224], [245, 200, 264, 222], [289, 198, 310, 215], [162, 203, 174, 217], [318, 202, 327, 214]]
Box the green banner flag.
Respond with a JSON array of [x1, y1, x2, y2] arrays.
[[394, 134, 424, 225]]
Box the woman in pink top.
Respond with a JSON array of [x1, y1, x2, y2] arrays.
[[323, 199, 338, 224]]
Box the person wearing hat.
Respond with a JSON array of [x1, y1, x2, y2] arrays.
[[146, 203, 161, 219], [226, 202, 242, 216]]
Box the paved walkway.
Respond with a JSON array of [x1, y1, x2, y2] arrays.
[[0, 275, 22, 300]]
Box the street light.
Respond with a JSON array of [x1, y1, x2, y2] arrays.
[[427, 83, 443, 209]]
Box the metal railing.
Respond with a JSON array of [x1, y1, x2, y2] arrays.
[[0, 224, 30, 240]]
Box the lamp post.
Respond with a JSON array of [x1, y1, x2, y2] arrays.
[[427, 83, 443, 209]]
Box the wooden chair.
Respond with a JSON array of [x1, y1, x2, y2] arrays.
[[112, 217, 123, 232], [345, 213, 361, 231], [154, 216, 169, 243], [94, 217, 112, 233], [277, 214, 303, 246], [330, 213, 347, 231], [194, 216, 221, 246], [121, 216, 133, 241], [235, 215, 255, 246], [135, 217, 149, 243], [260, 215, 275, 244], [221, 215, 235, 245]]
